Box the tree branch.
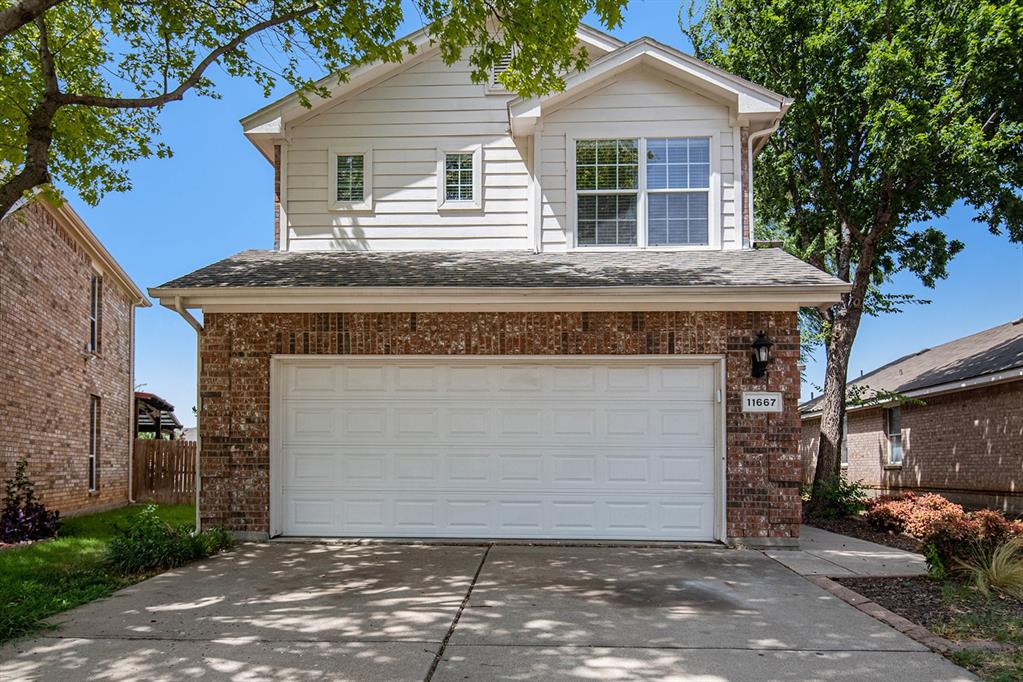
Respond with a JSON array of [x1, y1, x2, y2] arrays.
[[0, 0, 63, 40], [0, 14, 61, 216], [57, 4, 318, 110]]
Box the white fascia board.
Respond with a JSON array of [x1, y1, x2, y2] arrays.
[[241, 22, 622, 152], [509, 38, 788, 136], [149, 283, 849, 313], [800, 367, 1023, 419]]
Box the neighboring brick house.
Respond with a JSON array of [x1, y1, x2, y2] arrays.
[[0, 199, 148, 515], [800, 320, 1023, 514], [150, 25, 848, 545]]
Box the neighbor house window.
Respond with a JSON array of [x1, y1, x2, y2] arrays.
[[575, 139, 639, 246], [840, 414, 849, 467], [88, 274, 102, 353], [328, 147, 372, 211], [886, 407, 903, 465], [88, 395, 100, 491], [575, 137, 712, 248], [436, 145, 482, 210]]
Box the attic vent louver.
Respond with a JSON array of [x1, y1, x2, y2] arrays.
[[489, 48, 515, 90]]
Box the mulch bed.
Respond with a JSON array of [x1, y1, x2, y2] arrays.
[[836, 576, 1023, 636], [835, 576, 951, 630], [807, 516, 921, 553]]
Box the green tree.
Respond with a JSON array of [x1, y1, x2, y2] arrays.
[[683, 0, 1023, 516], [0, 0, 629, 217]]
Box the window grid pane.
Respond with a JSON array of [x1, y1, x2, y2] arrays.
[[577, 194, 637, 246], [445, 153, 474, 201], [576, 139, 638, 191], [646, 138, 710, 190], [336, 155, 364, 202], [647, 192, 709, 246]]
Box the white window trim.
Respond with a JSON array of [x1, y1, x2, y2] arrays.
[[436, 144, 483, 211], [327, 145, 373, 212], [566, 128, 721, 251], [886, 407, 904, 466]]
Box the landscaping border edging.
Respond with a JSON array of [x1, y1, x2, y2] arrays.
[[806, 575, 1011, 655]]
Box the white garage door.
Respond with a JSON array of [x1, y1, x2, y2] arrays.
[[274, 357, 719, 540]]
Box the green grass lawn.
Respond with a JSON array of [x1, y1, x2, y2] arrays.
[[937, 584, 1023, 682], [0, 504, 195, 644]]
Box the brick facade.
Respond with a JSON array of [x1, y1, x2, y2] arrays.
[[801, 380, 1023, 514], [0, 203, 135, 515], [199, 310, 802, 541]]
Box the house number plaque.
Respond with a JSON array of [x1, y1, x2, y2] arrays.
[[741, 391, 783, 413]]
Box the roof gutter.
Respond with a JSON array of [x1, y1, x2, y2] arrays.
[[747, 116, 783, 246], [149, 282, 851, 313]]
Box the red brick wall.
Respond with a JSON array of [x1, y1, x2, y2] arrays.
[[199, 310, 802, 540], [0, 203, 134, 514], [801, 381, 1023, 513]]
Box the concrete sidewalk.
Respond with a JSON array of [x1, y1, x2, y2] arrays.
[[767, 525, 927, 577]]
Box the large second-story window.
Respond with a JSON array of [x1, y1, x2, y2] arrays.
[[576, 139, 639, 246], [646, 138, 710, 246], [575, 136, 712, 248]]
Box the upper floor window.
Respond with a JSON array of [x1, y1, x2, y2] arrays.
[[328, 146, 373, 211], [436, 145, 482, 210], [574, 137, 712, 248], [885, 407, 903, 465], [445, 153, 474, 201], [88, 274, 102, 353]]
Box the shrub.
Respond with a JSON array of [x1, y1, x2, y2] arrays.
[[863, 494, 916, 533], [106, 505, 233, 575], [956, 537, 1023, 601], [809, 476, 869, 519], [902, 494, 966, 538], [0, 460, 60, 543], [921, 514, 982, 569]]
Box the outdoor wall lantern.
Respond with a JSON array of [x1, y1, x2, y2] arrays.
[[751, 331, 773, 378]]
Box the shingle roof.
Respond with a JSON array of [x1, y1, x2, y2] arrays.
[[801, 319, 1023, 413], [153, 248, 846, 290]]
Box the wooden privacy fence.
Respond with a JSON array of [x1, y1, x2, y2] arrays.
[[133, 439, 196, 505]]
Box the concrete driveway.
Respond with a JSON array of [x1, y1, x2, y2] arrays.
[[0, 543, 975, 681]]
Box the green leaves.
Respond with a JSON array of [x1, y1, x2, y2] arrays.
[[1, 0, 629, 213], [684, 0, 1023, 288]]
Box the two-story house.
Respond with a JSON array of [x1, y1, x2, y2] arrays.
[[150, 25, 848, 545], [1, 199, 148, 515]]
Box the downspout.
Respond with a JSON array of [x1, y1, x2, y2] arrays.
[[747, 117, 782, 247], [170, 296, 203, 531], [128, 303, 136, 503]]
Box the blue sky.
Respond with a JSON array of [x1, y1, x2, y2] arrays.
[[63, 1, 1023, 426]]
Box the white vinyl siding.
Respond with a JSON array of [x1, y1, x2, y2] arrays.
[[286, 53, 528, 251], [540, 71, 737, 252]]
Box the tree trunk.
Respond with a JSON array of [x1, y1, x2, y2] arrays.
[[805, 239, 875, 518]]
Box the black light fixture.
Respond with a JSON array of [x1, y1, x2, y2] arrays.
[[751, 331, 773, 378]]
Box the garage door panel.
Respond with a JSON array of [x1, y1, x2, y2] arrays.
[[278, 359, 718, 540], [283, 492, 716, 540], [283, 445, 715, 492]]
